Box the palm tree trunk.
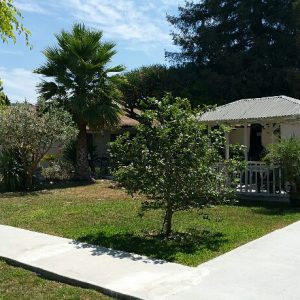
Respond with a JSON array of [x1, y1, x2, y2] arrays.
[[75, 122, 91, 181], [24, 171, 33, 190]]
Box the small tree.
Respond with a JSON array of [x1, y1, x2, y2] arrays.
[[110, 95, 237, 237], [0, 103, 77, 190]]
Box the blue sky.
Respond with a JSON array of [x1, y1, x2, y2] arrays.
[[0, 0, 184, 103]]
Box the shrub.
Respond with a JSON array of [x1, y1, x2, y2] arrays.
[[42, 160, 75, 182], [264, 138, 300, 199], [0, 150, 25, 192], [0, 103, 77, 190]]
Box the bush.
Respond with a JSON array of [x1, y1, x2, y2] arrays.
[[0, 103, 77, 190], [264, 138, 300, 198], [42, 160, 74, 182], [0, 150, 25, 192]]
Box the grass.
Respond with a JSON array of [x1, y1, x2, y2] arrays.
[[0, 259, 111, 300], [1, 180, 300, 298]]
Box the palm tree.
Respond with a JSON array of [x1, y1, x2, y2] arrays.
[[35, 23, 125, 180]]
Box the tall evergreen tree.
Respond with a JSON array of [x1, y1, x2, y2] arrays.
[[167, 0, 300, 103]]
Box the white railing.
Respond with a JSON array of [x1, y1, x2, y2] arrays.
[[234, 161, 289, 197]]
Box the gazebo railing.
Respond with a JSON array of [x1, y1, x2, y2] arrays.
[[234, 161, 289, 197]]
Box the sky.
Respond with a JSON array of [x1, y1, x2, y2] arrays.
[[0, 0, 184, 103]]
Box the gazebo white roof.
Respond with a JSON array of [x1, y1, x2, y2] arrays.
[[198, 95, 300, 124]]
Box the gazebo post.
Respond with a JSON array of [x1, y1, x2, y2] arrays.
[[244, 123, 248, 161], [225, 131, 230, 160]]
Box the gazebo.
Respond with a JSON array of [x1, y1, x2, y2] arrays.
[[198, 95, 300, 200]]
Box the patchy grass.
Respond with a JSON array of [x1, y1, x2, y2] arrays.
[[0, 180, 300, 298], [0, 259, 111, 300], [1, 180, 300, 266]]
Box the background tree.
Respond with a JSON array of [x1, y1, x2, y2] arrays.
[[0, 104, 77, 190], [119, 64, 214, 113], [167, 0, 300, 103], [35, 23, 125, 180], [110, 94, 237, 237]]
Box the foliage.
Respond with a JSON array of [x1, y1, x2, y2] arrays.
[[42, 160, 75, 182], [110, 94, 239, 237], [119, 64, 214, 112], [41, 153, 61, 164], [0, 0, 30, 45], [63, 140, 101, 173], [119, 64, 168, 114], [264, 138, 300, 197], [0, 149, 24, 192], [167, 0, 300, 103], [35, 23, 125, 180], [0, 83, 10, 107], [0, 103, 77, 190]]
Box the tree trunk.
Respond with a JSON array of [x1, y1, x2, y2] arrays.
[[75, 122, 91, 181], [24, 171, 33, 190], [163, 202, 173, 237]]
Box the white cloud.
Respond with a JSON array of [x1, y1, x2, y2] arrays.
[[63, 0, 183, 45], [0, 68, 40, 103], [15, 0, 48, 14]]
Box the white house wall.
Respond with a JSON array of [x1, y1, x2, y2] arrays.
[[92, 131, 111, 157], [229, 127, 250, 146], [229, 124, 278, 149], [281, 123, 300, 139]]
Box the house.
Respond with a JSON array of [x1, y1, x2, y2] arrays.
[[87, 112, 139, 167], [48, 111, 139, 168], [198, 95, 300, 201]]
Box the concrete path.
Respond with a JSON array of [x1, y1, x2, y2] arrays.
[[1, 222, 300, 299]]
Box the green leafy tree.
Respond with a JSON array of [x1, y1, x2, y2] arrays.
[[110, 94, 237, 237], [35, 23, 125, 180], [167, 0, 300, 102], [0, 0, 30, 45], [0, 104, 77, 190]]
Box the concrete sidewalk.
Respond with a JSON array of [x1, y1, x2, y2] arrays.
[[1, 222, 300, 299]]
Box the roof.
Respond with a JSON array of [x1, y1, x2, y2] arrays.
[[198, 96, 300, 124], [119, 114, 139, 127]]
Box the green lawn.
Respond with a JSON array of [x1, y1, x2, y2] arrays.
[[1, 180, 300, 298], [0, 259, 110, 300]]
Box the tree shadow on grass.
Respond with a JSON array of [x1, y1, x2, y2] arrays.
[[0, 180, 96, 198], [73, 229, 228, 264], [236, 200, 300, 216], [37, 180, 96, 191], [251, 207, 300, 216]]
